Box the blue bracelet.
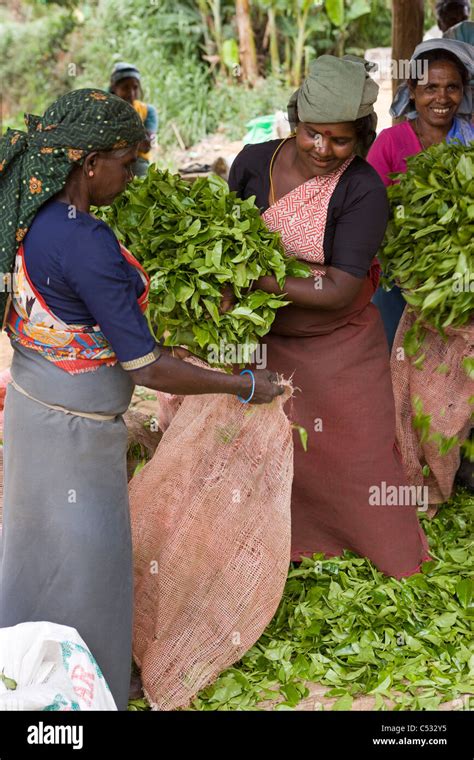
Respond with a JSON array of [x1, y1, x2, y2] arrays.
[[238, 369, 255, 403]]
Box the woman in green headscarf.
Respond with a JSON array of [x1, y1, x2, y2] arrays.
[[229, 56, 430, 578], [0, 89, 281, 710]]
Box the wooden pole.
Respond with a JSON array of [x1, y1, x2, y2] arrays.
[[267, 7, 280, 77], [235, 0, 259, 86], [391, 0, 425, 99]]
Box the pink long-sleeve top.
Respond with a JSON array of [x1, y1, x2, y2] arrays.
[[366, 121, 423, 186]]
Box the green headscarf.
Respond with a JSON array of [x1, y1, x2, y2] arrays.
[[0, 87, 146, 322], [287, 55, 379, 130]]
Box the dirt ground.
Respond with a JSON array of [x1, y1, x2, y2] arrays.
[[260, 682, 467, 711]]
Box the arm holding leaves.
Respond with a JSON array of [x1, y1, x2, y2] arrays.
[[256, 183, 388, 310], [255, 266, 364, 311]]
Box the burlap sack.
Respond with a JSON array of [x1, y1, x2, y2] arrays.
[[391, 308, 473, 504], [128, 371, 293, 710], [152, 391, 184, 432]]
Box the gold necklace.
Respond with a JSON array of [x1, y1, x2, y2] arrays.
[[269, 134, 296, 206]]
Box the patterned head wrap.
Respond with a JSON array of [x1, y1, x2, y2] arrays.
[[287, 55, 379, 130], [0, 87, 146, 321]]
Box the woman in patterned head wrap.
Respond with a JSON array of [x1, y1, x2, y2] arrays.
[[229, 55, 430, 579], [0, 89, 281, 710]]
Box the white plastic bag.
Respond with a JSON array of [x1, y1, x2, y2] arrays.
[[0, 621, 117, 711]]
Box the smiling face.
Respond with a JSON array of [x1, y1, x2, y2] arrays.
[[86, 145, 139, 206], [295, 121, 358, 176], [410, 60, 464, 129], [112, 77, 140, 105]]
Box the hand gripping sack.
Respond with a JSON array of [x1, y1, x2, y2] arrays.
[[129, 372, 293, 710]]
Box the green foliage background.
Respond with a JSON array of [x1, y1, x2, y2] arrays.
[[0, 0, 425, 153]]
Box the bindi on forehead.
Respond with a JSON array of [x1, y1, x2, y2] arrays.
[[305, 123, 354, 139]]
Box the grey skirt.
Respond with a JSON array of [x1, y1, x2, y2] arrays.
[[0, 343, 135, 710]]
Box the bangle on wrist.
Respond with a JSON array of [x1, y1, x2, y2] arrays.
[[237, 369, 255, 403]]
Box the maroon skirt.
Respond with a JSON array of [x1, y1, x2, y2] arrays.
[[261, 274, 429, 578]]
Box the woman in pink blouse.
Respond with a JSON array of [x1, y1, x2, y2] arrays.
[[367, 39, 473, 349]]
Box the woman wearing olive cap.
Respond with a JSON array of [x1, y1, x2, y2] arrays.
[[229, 56, 430, 579]]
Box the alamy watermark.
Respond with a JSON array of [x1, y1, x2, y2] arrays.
[[207, 341, 267, 368], [27, 721, 83, 750], [0, 271, 20, 296], [369, 481, 429, 512], [452, 271, 474, 292], [372, 58, 429, 85]]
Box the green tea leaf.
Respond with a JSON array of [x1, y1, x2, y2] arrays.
[[99, 166, 307, 366], [332, 693, 353, 711], [455, 579, 473, 609]]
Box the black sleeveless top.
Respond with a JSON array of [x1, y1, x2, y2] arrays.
[[228, 139, 389, 279]]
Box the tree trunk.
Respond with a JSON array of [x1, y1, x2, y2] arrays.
[[214, 0, 223, 49], [197, 0, 214, 58], [334, 29, 349, 58], [391, 0, 424, 100], [235, 0, 259, 85], [292, 6, 310, 86], [284, 37, 292, 87], [268, 7, 280, 77]]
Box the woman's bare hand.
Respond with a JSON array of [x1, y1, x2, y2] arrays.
[[249, 370, 284, 404]]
